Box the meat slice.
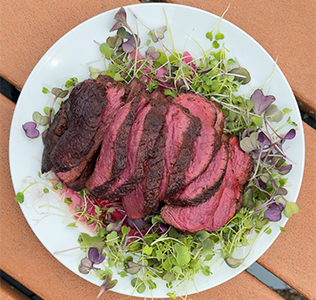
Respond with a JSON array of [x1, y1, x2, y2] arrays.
[[173, 93, 221, 186], [51, 76, 127, 184], [122, 123, 167, 219], [90, 95, 166, 199], [206, 135, 253, 232], [160, 180, 223, 232], [66, 150, 99, 191], [41, 100, 68, 173], [205, 159, 242, 232], [86, 91, 145, 193], [168, 141, 228, 206], [159, 103, 202, 200]]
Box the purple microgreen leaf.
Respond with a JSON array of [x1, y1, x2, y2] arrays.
[[284, 201, 300, 218], [97, 275, 118, 298], [126, 261, 144, 274], [79, 257, 93, 274], [258, 178, 267, 189], [228, 67, 251, 84], [271, 179, 288, 196], [240, 132, 260, 153], [250, 89, 275, 115], [257, 131, 272, 146], [159, 222, 169, 234], [264, 203, 285, 222], [32, 111, 49, 127], [110, 22, 124, 32], [22, 122, 40, 138], [145, 46, 160, 61], [122, 34, 140, 53], [277, 164, 292, 175], [282, 128, 296, 143], [114, 7, 127, 24], [51, 87, 68, 99], [110, 7, 127, 32], [224, 257, 244, 268], [264, 104, 283, 122], [88, 248, 105, 265]]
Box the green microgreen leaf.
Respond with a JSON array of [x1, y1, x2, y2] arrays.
[[284, 201, 300, 218], [44, 106, 55, 116], [100, 43, 115, 59], [64, 198, 72, 205], [224, 257, 244, 268], [32, 111, 49, 127], [215, 32, 225, 40], [206, 31, 213, 41], [15, 192, 24, 204], [43, 188, 49, 194], [42, 87, 50, 94]]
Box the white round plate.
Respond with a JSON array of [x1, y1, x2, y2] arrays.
[[9, 3, 305, 298]]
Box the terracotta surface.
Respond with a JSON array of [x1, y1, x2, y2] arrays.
[[0, 93, 284, 300], [1, 0, 315, 117], [0, 278, 30, 300], [258, 122, 316, 299], [0, 0, 139, 90]]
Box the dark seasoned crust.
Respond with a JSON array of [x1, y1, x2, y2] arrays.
[[174, 93, 222, 186], [51, 77, 127, 184], [41, 100, 68, 173], [159, 103, 202, 201], [167, 140, 228, 207], [122, 122, 167, 219]]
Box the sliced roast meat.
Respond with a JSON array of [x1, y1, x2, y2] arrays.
[[168, 141, 228, 206], [159, 103, 202, 200], [174, 93, 221, 186], [160, 179, 223, 232], [86, 91, 145, 193], [90, 94, 166, 199], [66, 150, 99, 191], [41, 100, 68, 173], [205, 158, 242, 232], [122, 123, 167, 219], [51, 76, 128, 184]]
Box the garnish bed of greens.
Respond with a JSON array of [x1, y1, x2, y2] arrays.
[[17, 6, 300, 299]]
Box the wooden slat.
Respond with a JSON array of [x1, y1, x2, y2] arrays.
[[163, 0, 316, 117], [0, 92, 283, 300], [0, 278, 31, 300], [0, 0, 139, 90], [257, 122, 316, 299]]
